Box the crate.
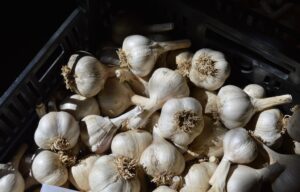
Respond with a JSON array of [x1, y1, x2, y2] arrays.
[[0, 0, 299, 163]]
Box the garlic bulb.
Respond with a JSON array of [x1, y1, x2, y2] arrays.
[[34, 111, 80, 151], [176, 51, 193, 77], [253, 109, 284, 148], [243, 84, 265, 98], [31, 150, 76, 186], [217, 85, 292, 129], [226, 163, 284, 192], [153, 186, 177, 192], [259, 143, 300, 192], [190, 49, 230, 91], [80, 106, 142, 154], [180, 157, 218, 192], [59, 94, 100, 120], [190, 87, 218, 115], [69, 155, 99, 191], [185, 116, 227, 161], [111, 130, 152, 160], [155, 97, 204, 151], [89, 154, 140, 192], [209, 128, 257, 192], [287, 105, 300, 142], [0, 144, 27, 192], [61, 51, 116, 97], [140, 127, 185, 185], [118, 35, 191, 77], [97, 78, 134, 117], [128, 68, 190, 129]]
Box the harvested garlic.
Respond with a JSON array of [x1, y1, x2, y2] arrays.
[[287, 105, 300, 142], [111, 130, 152, 160], [31, 150, 76, 186], [118, 35, 191, 77], [89, 155, 140, 192], [140, 127, 185, 185], [184, 116, 227, 161], [34, 111, 80, 151], [155, 97, 204, 152], [209, 128, 257, 192], [0, 144, 27, 192], [61, 51, 116, 97], [97, 78, 134, 117], [243, 84, 265, 98], [176, 49, 230, 91], [69, 155, 99, 191], [128, 68, 190, 129], [217, 85, 292, 129], [180, 157, 218, 192], [80, 106, 142, 154], [59, 94, 100, 120], [253, 109, 284, 148]]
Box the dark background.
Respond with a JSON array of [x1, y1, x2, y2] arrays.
[[0, 0, 76, 96]]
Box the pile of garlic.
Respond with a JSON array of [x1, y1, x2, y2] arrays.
[[13, 29, 299, 192]]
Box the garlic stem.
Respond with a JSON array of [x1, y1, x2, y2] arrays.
[[131, 95, 152, 109], [110, 106, 142, 128], [11, 144, 28, 169], [35, 103, 47, 118], [142, 22, 174, 33], [158, 40, 191, 53], [253, 94, 292, 112], [208, 158, 230, 192]]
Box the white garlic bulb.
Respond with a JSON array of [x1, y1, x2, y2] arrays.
[[111, 130, 152, 160], [97, 78, 134, 117], [287, 105, 300, 142], [176, 51, 193, 77], [253, 109, 283, 148], [209, 128, 257, 192], [243, 84, 265, 98], [185, 116, 227, 161], [89, 155, 140, 192], [118, 35, 191, 77], [61, 51, 116, 97], [180, 158, 218, 192], [0, 144, 27, 192], [217, 85, 292, 129], [69, 155, 99, 191], [156, 97, 204, 151], [189, 49, 230, 91], [81, 106, 142, 154], [128, 68, 190, 129], [34, 111, 80, 151], [31, 150, 76, 186], [59, 94, 100, 120], [140, 127, 185, 185]]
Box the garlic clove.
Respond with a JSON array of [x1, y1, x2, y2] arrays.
[[59, 94, 100, 120], [243, 84, 265, 99], [34, 111, 80, 151], [97, 78, 134, 117], [189, 48, 230, 91]]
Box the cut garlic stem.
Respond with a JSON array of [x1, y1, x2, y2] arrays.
[[110, 106, 143, 128], [253, 94, 292, 112], [35, 103, 47, 118], [158, 40, 191, 53]]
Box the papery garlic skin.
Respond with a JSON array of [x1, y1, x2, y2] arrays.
[[217, 85, 292, 129], [34, 111, 80, 151], [0, 164, 25, 192], [189, 48, 230, 91], [156, 97, 204, 150], [59, 94, 100, 120], [62, 52, 114, 97], [119, 35, 191, 77], [153, 186, 177, 192], [97, 78, 134, 117], [31, 150, 68, 186], [243, 84, 265, 99], [69, 155, 99, 191], [140, 128, 185, 185], [180, 161, 217, 192], [89, 155, 140, 192], [254, 109, 283, 148], [111, 130, 152, 160]]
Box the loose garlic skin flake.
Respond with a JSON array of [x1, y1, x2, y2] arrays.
[[189, 49, 230, 91], [34, 111, 80, 151]]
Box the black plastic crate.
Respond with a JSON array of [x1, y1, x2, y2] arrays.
[[0, 0, 300, 163]]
